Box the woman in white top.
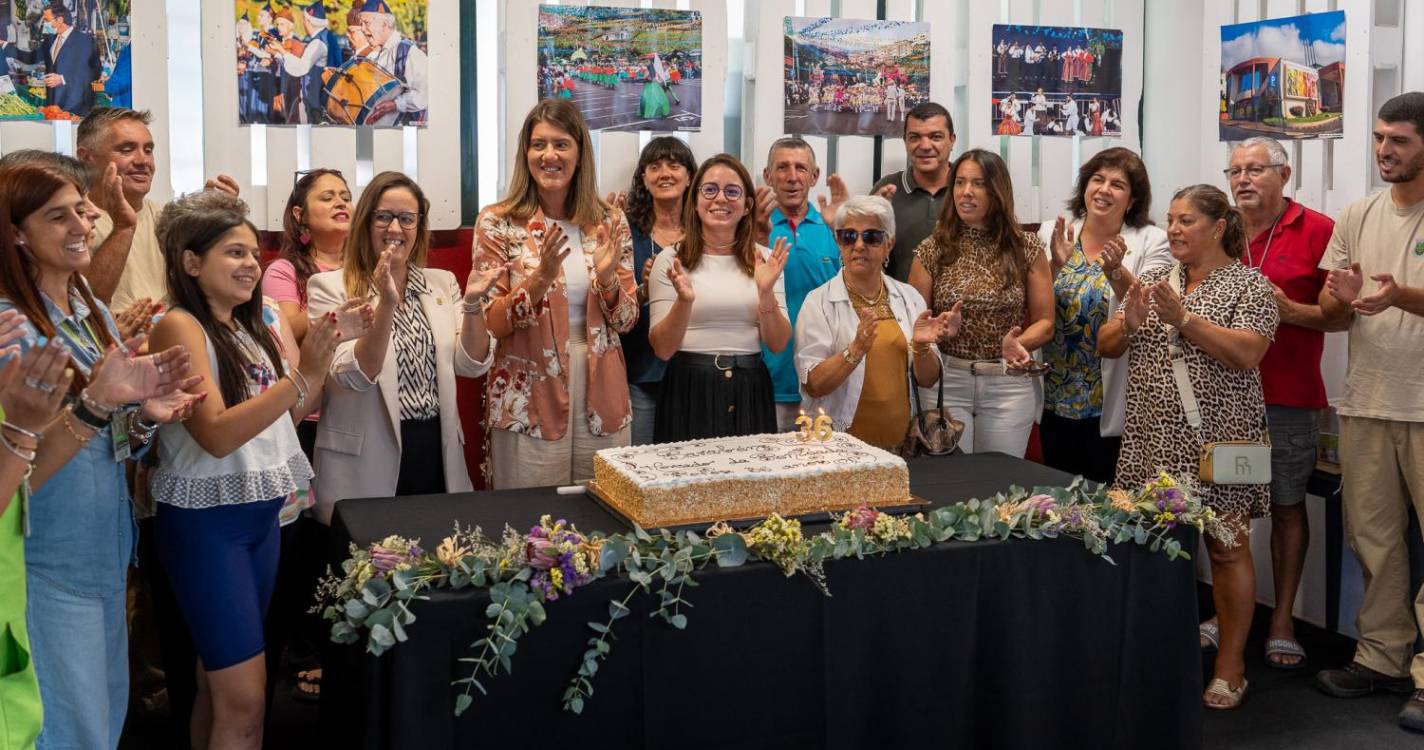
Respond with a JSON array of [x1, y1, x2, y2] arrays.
[[148, 190, 344, 750], [1036, 147, 1171, 484], [796, 196, 957, 450], [648, 153, 790, 442]]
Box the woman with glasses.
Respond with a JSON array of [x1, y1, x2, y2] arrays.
[[307, 171, 500, 518], [475, 99, 638, 488], [647, 154, 791, 442], [796, 196, 957, 450], [1035, 147, 1170, 484], [907, 149, 1054, 457]]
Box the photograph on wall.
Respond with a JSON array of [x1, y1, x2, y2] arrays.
[[782, 16, 930, 138], [990, 24, 1123, 138], [537, 5, 702, 133], [0, 1, 132, 121], [1219, 10, 1344, 141], [236, 0, 429, 127]]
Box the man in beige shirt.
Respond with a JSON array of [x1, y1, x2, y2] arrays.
[[1313, 92, 1424, 733], [76, 107, 240, 313]]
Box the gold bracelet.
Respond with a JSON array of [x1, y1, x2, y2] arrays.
[[911, 341, 932, 357], [59, 407, 95, 445]]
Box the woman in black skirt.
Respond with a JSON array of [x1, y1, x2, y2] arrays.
[[647, 154, 790, 442]]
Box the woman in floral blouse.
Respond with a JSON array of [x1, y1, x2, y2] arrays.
[[475, 99, 638, 488], [907, 149, 1054, 457]]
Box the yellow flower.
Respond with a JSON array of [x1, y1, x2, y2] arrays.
[[550, 567, 564, 589], [436, 537, 469, 568], [996, 502, 1017, 523], [1107, 489, 1134, 512]]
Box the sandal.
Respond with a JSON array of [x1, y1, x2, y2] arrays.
[[1265, 637, 1307, 670], [291, 668, 321, 704], [1199, 620, 1220, 653], [1204, 677, 1248, 709]]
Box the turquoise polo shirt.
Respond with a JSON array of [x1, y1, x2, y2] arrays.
[[762, 205, 841, 403]]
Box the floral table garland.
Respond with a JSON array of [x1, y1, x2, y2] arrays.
[[315, 473, 1230, 717]]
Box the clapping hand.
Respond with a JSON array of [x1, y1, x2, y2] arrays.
[[1147, 280, 1187, 327], [0, 309, 27, 359], [298, 312, 342, 384], [873, 183, 898, 201], [604, 191, 629, 212], [754, 238, 790, 296], [937, 300, 964, 341], [912, 306, 958, 345], [1001, 326, 1032, 368], [1326, 262, 1364, 305], [1049, 216, 1075, 271], [667, 258, 695, 302], [815, 173, 851, 222], [533, 222, 571, 285], [1100, 235, 1130, 280], [140, 390, 204, 424], [115, 298, 163, 341], [590, 217, 627, 291], [87, 339, 201, 407], [92, 162, 137, 229], [203, 174, 241, 197], [0, 338, 72, 435], [332, 298, 375, 340], [851, 307, 880, 358], [373, 247, 401, 305], [1352, 272, 1401, 316], [753, 186, 776, 246], [1121, 282, 1149, 332]]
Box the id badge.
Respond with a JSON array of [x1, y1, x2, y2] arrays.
[[111, 411, 131, 462]]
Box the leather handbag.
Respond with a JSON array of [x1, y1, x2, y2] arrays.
[[899, 368, 965, 458]]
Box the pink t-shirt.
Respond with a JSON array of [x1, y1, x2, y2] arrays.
[[261, 258, 339, 423]]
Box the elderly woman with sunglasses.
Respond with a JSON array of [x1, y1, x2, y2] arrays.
[[795, 196, 958, 450]]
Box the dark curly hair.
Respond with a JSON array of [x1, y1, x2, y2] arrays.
[[624, 136, 697, 235]]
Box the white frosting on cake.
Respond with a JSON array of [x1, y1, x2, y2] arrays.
[[595, 432, 907, 490]]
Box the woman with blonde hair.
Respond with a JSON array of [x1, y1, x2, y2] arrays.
[[307, 171, 500, 516], [475, 99, 638, 487]]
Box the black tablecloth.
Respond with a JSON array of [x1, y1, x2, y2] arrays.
[[321, 452, 1202, 749]]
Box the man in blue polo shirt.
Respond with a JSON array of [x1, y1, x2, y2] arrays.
[[755, 136, 842, 431]]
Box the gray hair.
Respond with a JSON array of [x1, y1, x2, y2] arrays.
[[765, 136, 817, 170], [1234, 137, 1290, 167], [834, 195, 896, 238], [77, 107, 153, 151]]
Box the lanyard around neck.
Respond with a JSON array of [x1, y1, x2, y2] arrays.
[[1246, 205, 1286, 271]]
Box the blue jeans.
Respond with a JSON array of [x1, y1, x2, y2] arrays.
[[630, 383, 659, 446], [27, 576, 127, 749]]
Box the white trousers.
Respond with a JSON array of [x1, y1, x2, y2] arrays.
[[917, 359, 1037, 457]]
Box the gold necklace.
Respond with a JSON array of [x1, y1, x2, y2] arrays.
[[847, 277, 892, 320]]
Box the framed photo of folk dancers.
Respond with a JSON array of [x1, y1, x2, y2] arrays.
[[236, 0, 430, 127], [990, 24, 1123, 138], [537, 4, 703, 133], [782, 16, 931, 138], [0, 0, 133, 121]]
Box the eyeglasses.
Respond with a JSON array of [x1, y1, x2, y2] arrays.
[[1222, 164, 1283, 180], [293, 168, 343, 189], [835, 228, 889, 248], [698, 183, 744, 201], [372, 210, 420, 229]]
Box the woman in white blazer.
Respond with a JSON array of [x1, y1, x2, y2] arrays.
[[1035, 147, 1170, 483], [306, 171, 501, 523], [796, 196, 958, 450]]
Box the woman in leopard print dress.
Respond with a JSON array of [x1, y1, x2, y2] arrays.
[[1099, 184, 1278, 710]]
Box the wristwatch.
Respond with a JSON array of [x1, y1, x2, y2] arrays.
[[1176, 311, 1194, 330], [841, 347, 862, 366]]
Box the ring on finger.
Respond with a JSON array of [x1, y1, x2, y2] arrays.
[[23, 375, 41, 389], [36, 381, 56, 394]]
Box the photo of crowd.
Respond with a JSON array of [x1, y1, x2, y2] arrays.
[[0, 0, 132, 121], [990, 23, 1123, 137], [782, 16, 930, 138], [1219, 11, 1345, 141], [236, 0, 429, 127], [537, 5, 702, 133]]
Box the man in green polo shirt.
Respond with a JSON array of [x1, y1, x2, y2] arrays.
[[873, 102, 956, 282], [755, 137, 843, 431]]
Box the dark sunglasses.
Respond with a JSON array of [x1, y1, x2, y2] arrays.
[[293, 168, 344, 189], [835, 228, 889, 248]]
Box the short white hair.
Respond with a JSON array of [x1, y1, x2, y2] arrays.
[[1234, 137, 1290, 167], [834, 195, 895, 238]]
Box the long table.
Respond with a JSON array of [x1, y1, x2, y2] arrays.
[[321, 452, 1202, 749]]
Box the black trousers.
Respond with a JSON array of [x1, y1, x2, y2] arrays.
[[397, 418, 447, 496], [1038, 409, 1121, 486]]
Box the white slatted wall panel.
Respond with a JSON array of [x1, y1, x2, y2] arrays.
[[195, 0, 461, 231]]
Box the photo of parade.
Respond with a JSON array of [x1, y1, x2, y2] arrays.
[[990, 23, 1122, 137], [782, 16, 930, 138], [235, 0, 429, 127], [0, 0, 131, 121], [1219, 10, 1344, 141], [537, 5, 702, 133]]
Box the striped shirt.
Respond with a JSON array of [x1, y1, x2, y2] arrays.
[[393, 267, 440, 421]]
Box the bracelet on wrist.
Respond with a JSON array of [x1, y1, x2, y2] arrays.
[[1, 421, 42, 443], [0, 433, 36, 463], [71, 399, 110, 430], [79, 389, 116, 418], [59, 407, 96, 443], [287, 372, 308, 410], [592, 275, 619, 295], [841, 347, 863, 366], [461, 297, 487, 315]]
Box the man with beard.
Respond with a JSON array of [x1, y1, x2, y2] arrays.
[[871, 102, 956, 281], [76, 107, 240, 311], [752, 137, 842, 430], [1312, 92, 1424, 734]]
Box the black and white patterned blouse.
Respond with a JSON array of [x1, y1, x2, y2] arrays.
[[394, 267, 440, 421]]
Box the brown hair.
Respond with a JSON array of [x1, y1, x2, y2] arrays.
[[1067, 146, 1154, 228], [277, 168, 349, 306], [0, 163, 115, 396], [931, 149, 1029, 290], [493, 99, 608, 227], [678, 154, 758, 277], [1171, 184, 1248, 259], [342, 171, 431, 299]]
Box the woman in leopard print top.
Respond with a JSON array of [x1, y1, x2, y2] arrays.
[[1099, 184, 1278, 710], [907, 149, 1054, 456]]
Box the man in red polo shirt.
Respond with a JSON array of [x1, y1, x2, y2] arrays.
[[1217, 136, 1335, 670]]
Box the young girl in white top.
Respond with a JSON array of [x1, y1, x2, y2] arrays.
[[148, 190, 354, 750]]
